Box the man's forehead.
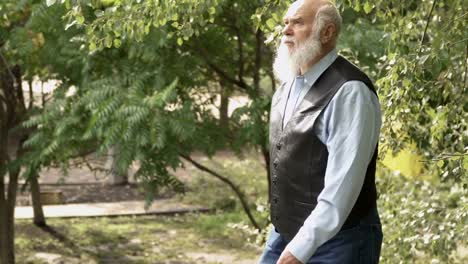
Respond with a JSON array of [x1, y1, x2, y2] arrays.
[[284, 0, 331, 20], [284, 0, 305, 19]]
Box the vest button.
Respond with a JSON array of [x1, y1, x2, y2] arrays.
[[276, 142, 282, 150]]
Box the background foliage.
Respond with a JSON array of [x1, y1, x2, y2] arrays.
[[0, 0, 466, 262], [36, 0, 467, 183]]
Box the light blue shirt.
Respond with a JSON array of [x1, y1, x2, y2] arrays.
[[282, 49, 382, 263]]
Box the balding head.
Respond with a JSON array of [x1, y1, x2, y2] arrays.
[[312, 1, 342, 44], [285, 0, 329, 17], [273, 0, 342, 81], [283, 0, 341, 49]]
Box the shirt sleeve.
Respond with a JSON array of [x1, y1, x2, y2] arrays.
[[284, 80, 382, 263]]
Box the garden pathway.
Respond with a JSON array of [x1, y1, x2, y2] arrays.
[[15, 198, 211, 219]]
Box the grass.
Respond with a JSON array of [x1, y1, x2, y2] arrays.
[[14, 149, 468, 263], [178, 150, 269, 210], [16, 213, 262, 263], [15, 150, 268, 263]]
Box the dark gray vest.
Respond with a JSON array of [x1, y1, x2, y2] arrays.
[[269, 56, 378, 242]]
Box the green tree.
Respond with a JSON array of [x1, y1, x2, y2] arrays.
[[256, 0, 467, 180], [26, 0, 279, 231], [36, 0, 465, 224], [0, 1, 87, 261], [13, 0, 467, 262]]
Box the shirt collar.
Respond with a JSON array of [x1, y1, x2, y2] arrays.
[[301, 49, 338, 86]]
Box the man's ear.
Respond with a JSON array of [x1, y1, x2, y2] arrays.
[[321, 24, 336, 44]]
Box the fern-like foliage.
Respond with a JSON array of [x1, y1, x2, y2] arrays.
[[22, 34, 229, 201]]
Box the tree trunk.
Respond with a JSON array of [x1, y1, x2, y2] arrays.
[[0, 148, 18, 264], [28, 78, 33, 110], [0, 65, 8, 264], [0, 58, 24, 264], [0, 133, 14, 264], [0, 62, 13, 264], [106, 145, 128, 185], [219, 85, 230, 129], [1, 167, 19, 264], [30, 173, 46, 227], [260, 143, 271, 203], [0, 205, 14, 264]]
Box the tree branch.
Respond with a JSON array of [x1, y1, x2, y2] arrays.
[[268, 69, 276, 93], [193, 44, 250, 91], [206, 58, 249, 90], [28, 78, 34, 110], [234, 26, 245, 83], [179, 153, 261, 230], [0, 51, 15, 82], [464, 42, 467, 90], [417, 0, 437, 56], [12, 65, 26, 114], [419, 153, 467, 162], [253, 29, 263, 93]]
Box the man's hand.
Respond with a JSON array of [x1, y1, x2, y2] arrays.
[[276, 250, 303, 264]]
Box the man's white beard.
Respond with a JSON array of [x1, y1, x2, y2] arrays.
[[273, 34, 322, 83]]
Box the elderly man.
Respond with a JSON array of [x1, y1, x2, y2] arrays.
[[258, 0, 383, 264]]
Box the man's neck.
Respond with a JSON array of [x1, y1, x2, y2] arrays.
[[299, 46, 334, 75]]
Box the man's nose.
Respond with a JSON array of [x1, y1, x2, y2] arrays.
[[282, 23, 293, 36]]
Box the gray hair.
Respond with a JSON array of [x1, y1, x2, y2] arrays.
[[314, 3, 342, 39]]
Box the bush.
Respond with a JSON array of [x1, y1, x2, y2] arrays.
[[245, 167, 467, 263], [378, 169, 467, 263], [186, 154, 467, 263]]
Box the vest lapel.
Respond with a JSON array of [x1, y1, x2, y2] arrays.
[[293, 63, 343, 116], [276, 81, 293, 131]]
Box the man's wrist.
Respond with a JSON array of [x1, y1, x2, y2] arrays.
[[285, 234, 317, 264]]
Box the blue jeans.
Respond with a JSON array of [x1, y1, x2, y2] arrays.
[[258, 207, 383, 264]]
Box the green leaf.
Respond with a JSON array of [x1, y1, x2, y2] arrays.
[[46, 0, 57, 7], [76, 14, 85, 25], [159, 18, 167, 26], [114, 38, 122, 48], [266, 18, 276, 30], [145, 23, 151, 34], [363, 1, 373, 14], [437, 160, 444, 168], [105, 35, 113, 48], [402, 79, 411, 88], [177, 37, 183, 46], [208, 7, 216, 15], [354, 1, 361, 12], [89, 41, 97, 51]]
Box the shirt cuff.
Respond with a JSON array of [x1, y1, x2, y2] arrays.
[[284, 231, 318, 264]]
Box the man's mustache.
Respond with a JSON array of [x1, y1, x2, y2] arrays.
[[281, 37, 295, 45]]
